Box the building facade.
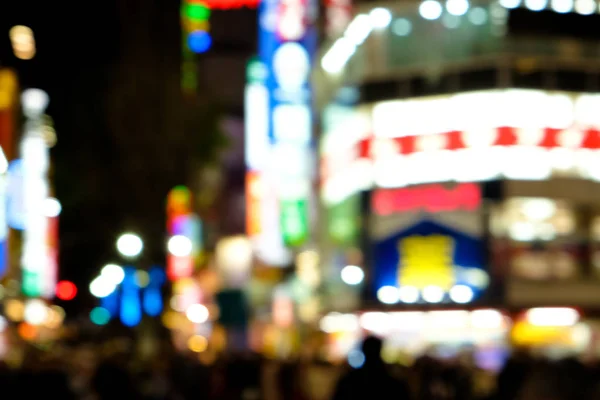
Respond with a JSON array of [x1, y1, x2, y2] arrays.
[[316, 0, 600, 363]]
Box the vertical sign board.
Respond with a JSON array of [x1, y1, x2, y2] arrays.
[[166, 186, 194, 281], [21, 133, 49, 297], [259, 0, 317, 247], [244, 59, 292, 267]]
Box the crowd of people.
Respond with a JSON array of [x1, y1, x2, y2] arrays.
[[3, 335, 600, 399]]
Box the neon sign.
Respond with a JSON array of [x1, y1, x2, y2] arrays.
[[20, 89, 50, 298], [259, 0, 317, 247], [205, 0, 259, 8], [374, 220, 486, 305], [372, 183, 481, 216], [321, 90, 600, 202], [166, 186, 202, 281]]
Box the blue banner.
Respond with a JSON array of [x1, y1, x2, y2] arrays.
[[373, 219, 486, 303]]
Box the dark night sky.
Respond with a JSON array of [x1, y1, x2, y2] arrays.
[[0, 0, 256, 315]]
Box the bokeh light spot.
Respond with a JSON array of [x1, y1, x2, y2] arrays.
[[56, 280, 77, 301], [90, 307, 111, 326]]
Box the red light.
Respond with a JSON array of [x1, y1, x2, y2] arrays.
[[56, 280, 77, 301], [372, 183, 482, 216]]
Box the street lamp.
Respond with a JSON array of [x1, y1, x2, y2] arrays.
[[116, 233, 143, 258]]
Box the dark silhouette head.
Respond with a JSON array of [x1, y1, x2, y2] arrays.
[[361, 335, 383, 365]]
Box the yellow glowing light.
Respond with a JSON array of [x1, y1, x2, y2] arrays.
[[296, 250, 321, 288], [5, 299, 24, 322], [173, 277, 196, 294], [0, 70, 17, 110], [398, 235, 455, 290], [185, 19, 210, 32], [135, 270, 150, 288], [44, 305, 65, 329], [188, 335, 208, 352], [161, 311, 179, 329], [9, 25, 36, 60], [511, 320, 574, 346]]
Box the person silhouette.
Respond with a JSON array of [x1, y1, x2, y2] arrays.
[[332, 336, 411, 400]]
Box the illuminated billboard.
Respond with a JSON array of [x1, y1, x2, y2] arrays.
[[321, 89, 600, 204], [373, 219, 487, 305], [258, 0, 317, 247], [20, 89, 50, 297]]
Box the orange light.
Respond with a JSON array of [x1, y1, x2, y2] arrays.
[[188, 335, 208, 352], [18, 323, 37, 340], [56, 280, 77, 301], [246, 172, 262, 236]]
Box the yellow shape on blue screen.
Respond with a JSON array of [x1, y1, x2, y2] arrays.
[[397, 235, 455, 290]]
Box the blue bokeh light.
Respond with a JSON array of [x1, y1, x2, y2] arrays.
[[348, 350, 365, 369], [188, 31, 212, 54], [143, 266, 166, 317], [120, 267, 142, 327], [100, 288, 119, 318]]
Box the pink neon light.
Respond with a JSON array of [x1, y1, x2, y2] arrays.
[[167, 255, 194, 281], [372, 183, 481, 216]]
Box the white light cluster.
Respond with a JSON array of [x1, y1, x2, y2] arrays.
[[420, 0, 444, 19], [89, 264, 126, 298], [21, 89, 49, 119], [324, 146, 600, 204], [376, 283, 477, 304], [372, 90, 590, 138], [501, 0, 597, 13], [318, 309, 507, 336], [44, 197, 61, 218], [323, 0, 597, 69], [321, 13, 375, 74], [186, 303, 209, 323], [24, 299, 48, 325], [341, 265, 364, 285], [526, 307, 579, 326], [116, 233, 143, 258], [168, 235, 193, 257]]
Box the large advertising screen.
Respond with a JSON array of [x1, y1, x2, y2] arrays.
[[370, 183, 488, 305]]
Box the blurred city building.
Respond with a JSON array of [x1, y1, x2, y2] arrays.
[[315, 0, 600, 366], [0, 65, 64, 350]]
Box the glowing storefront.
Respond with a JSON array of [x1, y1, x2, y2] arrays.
[[317, 0, 600, 327]]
